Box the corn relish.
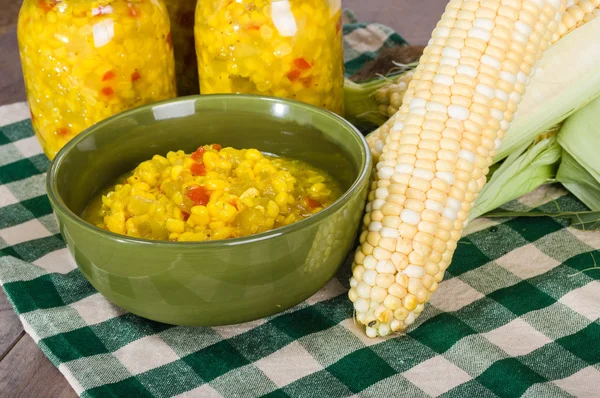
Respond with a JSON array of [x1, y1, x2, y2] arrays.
[[82, 144, 343, 242], [17, 0, 176, 159], [194, 0, 345, 114]]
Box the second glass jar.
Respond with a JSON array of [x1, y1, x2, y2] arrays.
[[194, 0, 345, 115]]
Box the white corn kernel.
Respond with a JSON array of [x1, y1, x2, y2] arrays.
[[405, 312, 416, 326], [364, 255, 377, 270], [395, 164, 414, 174], [436, 171, 455, 185], [376, 260, 396, 274], [458, 149, 476, 163], [378, 166, 394, 179], [448, 105, 469, 120], [457, 64, 477, 77], [354, 298, 369, 313], [473, 17, 494, 30], [365, 327, 377, 338], [380, 227, 399, 238], [476, 84, 496, 99], [363, 270, 377, 286], [368, 222, 383, 232], [401, 209, 421, 225], [392, 121, 404, 131], [433, 74, 454, 86], [404, 265, 426, 278], [356, 282, 371, 298], [482, 54, 501, 69]]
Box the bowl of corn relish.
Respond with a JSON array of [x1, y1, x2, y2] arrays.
[[47, 95, 370, 326]]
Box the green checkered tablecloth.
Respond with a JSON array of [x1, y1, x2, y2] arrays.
[[1, 11, 600, 398]]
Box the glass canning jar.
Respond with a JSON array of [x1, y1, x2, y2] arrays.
[[18, 0, 177, 159], [194, 0, 344, 115]]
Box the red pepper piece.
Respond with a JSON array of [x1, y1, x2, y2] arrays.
[[128, 4, 140, 17], [287, 69, 301, 82], [293, 57, 312, 70], [101, 87, 114, 96], [181, 211, 190, 221], [306, 196, 320, 209], [166, 32, 173, 49], [102, 71, 116, 81], [131, 71, 141, 82], [190, 163, 207, 176], [191, 146, 206, 160], [37, 0, 59, 12], [211, 144, 222, 151], [57, 127, 70, 136], [186, 186, 210, 206]]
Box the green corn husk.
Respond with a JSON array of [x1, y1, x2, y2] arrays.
[[470, 133, 561, 220], [556, 95, 600, 211], [556, 151, 600, 212], [494, 17, 600, 162]]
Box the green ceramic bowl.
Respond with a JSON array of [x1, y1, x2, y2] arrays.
[[47, 95, 371, 326]]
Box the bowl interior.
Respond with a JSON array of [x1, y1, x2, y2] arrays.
[[52, 95, 368, 222]]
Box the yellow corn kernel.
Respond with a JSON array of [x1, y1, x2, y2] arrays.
[[177, 232, 195, 242], [245, 148, 263, 160], [205, 179, 228, 191], [309, 182, 327, 194], [275, 192, 288, 208], [272, 178, 287, 193], [203, 152, 220, 170], [212, 227, 234, 240], [166, 218, 185, 233], [209, 221, 226, 230], [266, 200, 279, 218], [105, 212, 126, 234], [172, 191, 184, 206]]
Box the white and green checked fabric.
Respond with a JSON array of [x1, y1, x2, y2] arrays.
[[1, 13, 600, 398]]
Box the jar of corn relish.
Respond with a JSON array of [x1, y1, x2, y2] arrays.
[[164, 0, 199, 96], [194, 0, 345, 115], [18, 0, 177, 159]]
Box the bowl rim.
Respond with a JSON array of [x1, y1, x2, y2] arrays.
[[47, 94, 372, 248]]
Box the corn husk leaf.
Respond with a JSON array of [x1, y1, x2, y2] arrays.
[[470, 135, 561, 220], [556, 95, 600, 211], [493, 18, 600, 162], [556, 151, 600, 212]]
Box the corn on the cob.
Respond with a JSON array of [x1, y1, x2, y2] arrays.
[[374, 71, 416, 120], [366, 0, 598, 161], [348, 0, 567, 337], [555, 0, 600, 38]]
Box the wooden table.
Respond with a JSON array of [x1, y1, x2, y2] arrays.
[[0, 1, 446, 395]]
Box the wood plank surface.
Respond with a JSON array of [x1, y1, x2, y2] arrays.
[[0, 335, 77, 398], [0, 290, 24, 360]]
